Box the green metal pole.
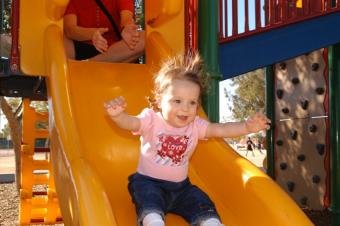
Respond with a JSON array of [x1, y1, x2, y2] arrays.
[[265, 66, 275, 178], [198, 0, 222, 122], [329, 43, 340, 226]]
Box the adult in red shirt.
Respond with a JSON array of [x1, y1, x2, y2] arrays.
[[63, 0, 144, 62]]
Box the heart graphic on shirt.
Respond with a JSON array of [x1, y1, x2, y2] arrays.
[[157, 135, 189, 164]]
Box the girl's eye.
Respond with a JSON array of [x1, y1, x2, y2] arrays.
[[174, 99, 181, 104], [190, 101, 197, 106]]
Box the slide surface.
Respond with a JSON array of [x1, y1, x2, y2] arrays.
[[49, 60, 313, 226]]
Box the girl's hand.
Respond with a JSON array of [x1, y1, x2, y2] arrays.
[[104, 96, 127, 118], [245, 112, 271, 133], [121, 23, 140, 50], [92, 27, 109, 53]]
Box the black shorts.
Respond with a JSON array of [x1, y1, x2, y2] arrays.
[[73, 41, 100, 60]]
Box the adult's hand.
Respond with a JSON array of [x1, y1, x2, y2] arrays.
[[92, 28, 109, 53], [121, 23, 140, 50]]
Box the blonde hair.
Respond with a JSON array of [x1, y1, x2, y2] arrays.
[[148, 53, 207, 111]]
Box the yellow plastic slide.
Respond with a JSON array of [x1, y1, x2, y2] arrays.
[[19, 0, 313, 225], [47, 60, 313, 226]]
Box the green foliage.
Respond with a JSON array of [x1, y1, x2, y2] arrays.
[[30, 101, 48, 113], [135, 0, 144, 28], [1, 0, 12, 33], [226, 69, 265, 121], [5, 97, 21, 112], [35, 121, 48, 130]]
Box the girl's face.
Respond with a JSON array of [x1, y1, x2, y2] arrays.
[[159, 79, 200, 128]]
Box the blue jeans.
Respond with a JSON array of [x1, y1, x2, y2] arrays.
[[128, 173, 221, 226]]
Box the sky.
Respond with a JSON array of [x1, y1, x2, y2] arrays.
[[221, 0, 265, 37], [0, 110, 6, 131], [219, 80, 235, 122]]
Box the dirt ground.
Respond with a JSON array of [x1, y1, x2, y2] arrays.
[[0, 183, 64, 226], [0, 183, 18, 226]]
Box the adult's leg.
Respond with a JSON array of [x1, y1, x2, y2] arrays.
[[63, 35, 75, 59], [90, 31, 145, 63]]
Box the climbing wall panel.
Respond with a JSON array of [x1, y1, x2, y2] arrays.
[[275, 50, 327, 119], [274, 49, 329, 210]]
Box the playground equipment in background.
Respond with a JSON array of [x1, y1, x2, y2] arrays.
[[215, 1, 340, 224], [274, 49, 328, 210], [19, 99, 61, 225], [218, 0, 340, 78]]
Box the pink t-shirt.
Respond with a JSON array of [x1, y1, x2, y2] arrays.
[[133, 108, 209, 182]]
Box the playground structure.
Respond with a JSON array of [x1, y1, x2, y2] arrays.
[[273, 49, 329, 210], [0, 0, 340, 225], [20, 99, 62, 224]]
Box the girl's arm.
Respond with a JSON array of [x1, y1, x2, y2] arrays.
[[205, 112, 270, 138], [104, 96, 141, 132]]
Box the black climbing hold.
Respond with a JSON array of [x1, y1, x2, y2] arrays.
[[312, 175, 320, 184], [280, 162, 287, 170], [279, 62, 286, 70], [290, 130, 298, 140], [300, 197, 308, 205], [297, 154, 306, 162], [300, 99, 309, 110], [287, 181, 295, 192], [292, 77, 300, 85], [316, 144, 325, 155], [309, 124, 317, 133], [311, 63, 319, 71], [282, 107, 289, 114], [276, 140, 283, 146], [316, 87, 325, 95], [276, 89, 284, 99]]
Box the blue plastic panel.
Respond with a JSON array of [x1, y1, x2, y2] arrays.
[[219, 12, 340, 79]]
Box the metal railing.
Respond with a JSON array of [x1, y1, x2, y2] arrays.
[[219, 0, 340, 43]]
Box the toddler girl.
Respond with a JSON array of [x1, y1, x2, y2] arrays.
[[104, 54, 270, 226]]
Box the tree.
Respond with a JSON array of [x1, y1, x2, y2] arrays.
[[225, 68, 265, 121], [1, 0, 12, 33], [135, 0, 144, 27], [1, 0, 12, 58], [0, 96, 21, 190], [30, 101, 48, 113]]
